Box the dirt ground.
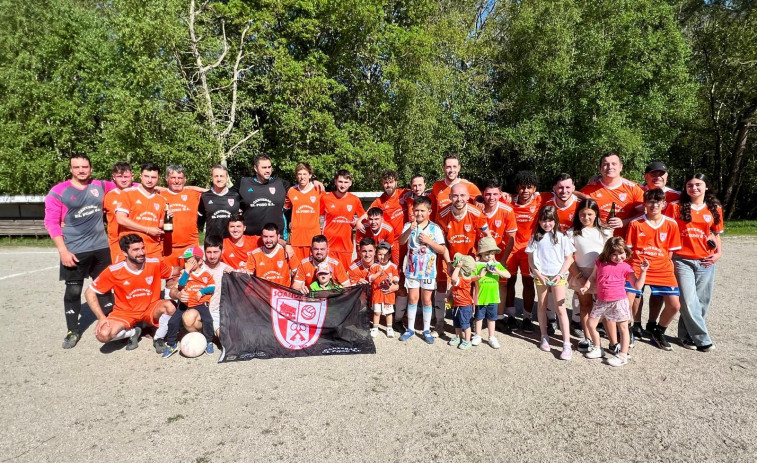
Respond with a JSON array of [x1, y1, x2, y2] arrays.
[[1, 237, 756, 462]]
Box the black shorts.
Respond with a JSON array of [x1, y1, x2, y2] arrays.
[[59, 247, 111, 282]]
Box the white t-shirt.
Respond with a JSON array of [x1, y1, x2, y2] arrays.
[[568, 227, 612, 268], [525, 231, 575, 276]]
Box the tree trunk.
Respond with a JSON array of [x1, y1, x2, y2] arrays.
[[723, 99, 757, 217]]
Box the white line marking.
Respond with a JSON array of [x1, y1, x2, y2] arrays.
[[0, 265, 58, 281], [0, 251, 58, 255]]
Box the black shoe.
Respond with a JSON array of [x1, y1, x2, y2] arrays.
[[650, 328, 672, 351], [608, 343, 621, 355], [570, 321, 584, 338], [696, 344, 715, 352], [679, 338, 697, 350], [62, 331, 80, 349], [520, 318, 535, 333], [125, 327, 142, 351], [153, 337, 167, 354], [645, 321, 658, 336], [547, 320, 557, 336], [507, 316, 518, 333], [632, 324, 644, 340]]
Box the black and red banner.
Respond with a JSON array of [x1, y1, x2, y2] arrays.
[[218, 273, 375, 361]]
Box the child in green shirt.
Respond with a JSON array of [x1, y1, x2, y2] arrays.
[[472, 237, 511, 349]]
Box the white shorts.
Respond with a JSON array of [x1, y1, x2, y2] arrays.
[[373, 303, 395, 315], [404, 276, 436, 291], [210, 310, 220, 333]]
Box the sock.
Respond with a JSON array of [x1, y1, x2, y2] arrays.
[[658, 324, 668, 334], [505, 306, 516, 316], [395, 295, 407, 320], [422, 306, 433, 332], [154, 314, 171, 339], [406, 304, 417, 332], [633, 321, 642, 328], [63, 281, 84, 332], [112, 328, 135, 342], [497, 314, 505, 320], [523, 311, 532, 321]]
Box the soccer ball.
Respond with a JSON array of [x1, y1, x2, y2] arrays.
[[180, 332, 207, 358]]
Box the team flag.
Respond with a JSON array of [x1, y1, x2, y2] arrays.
[[218, 273, 375, 361]]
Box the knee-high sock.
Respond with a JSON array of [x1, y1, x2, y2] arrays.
[[406, 304, 417, 331], [111, 328, 135, 341], [64, 281, 84, 332], [422, 306, 433, 331], [154, 314, 172, 339]]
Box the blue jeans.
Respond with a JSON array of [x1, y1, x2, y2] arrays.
[[674, 256, 716, 346]]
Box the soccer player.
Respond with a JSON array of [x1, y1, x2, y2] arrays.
[[543, 173, 581, 232], [221, 214, 261, 271], [103, 162, 134, 263], [284, 162, 322, 262], [348, 237, 377, 285], [246, 223, 300, 286], [115, 162, 168, 259], [45, 154, 115, 349], [355, 207, 398, 265], [625, 188, 682, 351], [321, 169, 365, 269], [160, 165, 202, 267], [85, 234, 177, 350], [198, 164, 242, 240], [504, 171, 543, 333], [292, 235, 351, 294], [581, 152, 644, 236], [430, 154, 482, 219], [357, 170, 407, 245]]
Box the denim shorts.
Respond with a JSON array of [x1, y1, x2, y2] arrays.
[[453, 305, 474, 329], [475, 303, 498, 321]]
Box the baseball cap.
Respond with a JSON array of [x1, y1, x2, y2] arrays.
[[377, 241, 392, 252], [644, 161, 668, 174], [316, 262, 332, 275], [181, 246, 204, 260]]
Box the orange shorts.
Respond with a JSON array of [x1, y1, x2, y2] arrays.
[[106, 299, 167, 329], [506, 249, 531, 277]]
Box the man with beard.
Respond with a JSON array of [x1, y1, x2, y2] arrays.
[[292, 235, 351, 294], [246, 222, 300, 287], [85, 234, 177, 349]]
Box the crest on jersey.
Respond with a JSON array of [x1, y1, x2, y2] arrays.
[[181, 195, 188, 201], [495, 220, 502, 227], [464, 224, 472, 232], [660, 232, 667, 240], [202, 276, 208, 284], [270, 288, 328, 350], [310, 196, 316, 203], [90, 189, 99, 198], [347, 205, 353, 212], [145, 276, 153, 285], [227, 198, 235, 206], [704, 214, 712, 223], [154, 203, 160, 211], [277, 260, 284, 269], [269, 187, 276, 195], [569, 214, 574, 221], [619, 193, 627, 201], [530, 206, 535, 213]]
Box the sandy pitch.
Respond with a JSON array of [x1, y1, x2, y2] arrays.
[[1, 238, 756, 462]]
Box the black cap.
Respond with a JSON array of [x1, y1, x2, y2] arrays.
[[645, 161, 668, 174], [377, 241, 392, 251]]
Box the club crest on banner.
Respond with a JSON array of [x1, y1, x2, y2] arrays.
[[270, 288, 328, 350]]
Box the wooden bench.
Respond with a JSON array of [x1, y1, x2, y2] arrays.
[[0, 219, 48, 237]]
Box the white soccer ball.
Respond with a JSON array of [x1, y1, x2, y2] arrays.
[[180, 332, 207, 358]]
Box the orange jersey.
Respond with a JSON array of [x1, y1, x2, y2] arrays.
[[370, 262, 399, 305], [625, 215, 682, 286], [293, 256, 350, 288], [642, 185, 682, 216], [451, 275, 474, 307], [431, 179, 481, 220], [437, 204, 489, 258], [581, 179, 644, 235], [321, 192, 365, 253], [399, 190, 431, 223], [285, 184, 322, 247], [370, 189, 407, 240], [221, 235, 262, 270], [116, 187, 168, 258], [348, 259, 373, 284], [511, 194, 543, 251], [668, 203, 724, 259], [160, 189, 201, 247], [90, 258, 173, 313], [103, 188, 125, 247], [246, 244, 300, 286], [483, 202, 518, 250], [183, 267, 215, 306], [355, 223, 399, 265], [543, 194, 579, 232]]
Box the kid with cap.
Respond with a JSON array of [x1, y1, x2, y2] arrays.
[[472, 237, 511, 349]]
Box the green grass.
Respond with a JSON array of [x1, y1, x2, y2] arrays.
[[0, 236, 54, 247], [725, 220, 757, 235]]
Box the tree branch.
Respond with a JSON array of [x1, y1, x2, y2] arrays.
[[221, 22, 251, 138]]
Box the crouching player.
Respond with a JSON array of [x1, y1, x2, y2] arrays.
[[162, 246, 216, 358], [85, 234, 177, 350]]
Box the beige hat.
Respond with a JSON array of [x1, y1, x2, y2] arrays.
[[452, 253, 477, 277], [477, 237, 501, 255]]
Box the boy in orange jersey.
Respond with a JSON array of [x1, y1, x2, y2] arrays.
[[348, 238, 377, 285], [221, 214, 262, 271], [625, 188, 682, 351], [247, 223, 300, 287], [103, 162, 134, 263], [162, 246, 216, 358], [368, 242, 400, 338], [356, 207, 398, 265], [321, 169, 365, 269], [115, 163, 168, 260], [447, 253, 476, 350], [285, 162, 322, 262]]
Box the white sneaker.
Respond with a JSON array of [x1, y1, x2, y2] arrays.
[[584, 346, 603, 359], [606, 353, 628, 367], [488, 336, 500, 349], [471, 334, 482, 346], [386, 327, 395, 338], [369, 327, 378, 338]]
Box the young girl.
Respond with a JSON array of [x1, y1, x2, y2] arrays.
[[525, 206, 576, 360], [580, 237, 649, 367], [567, 199, 612, 353]]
